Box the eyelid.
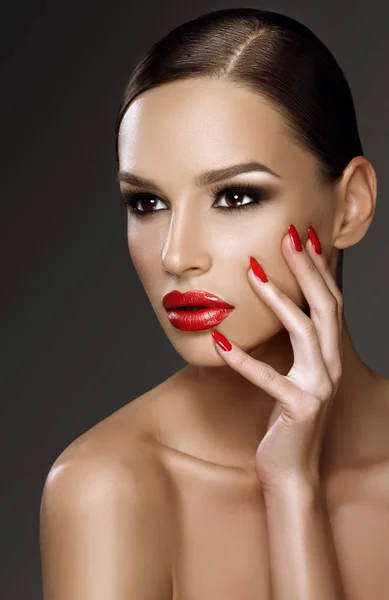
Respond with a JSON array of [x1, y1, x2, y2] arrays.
[[120, 177, 274, 200], [119, 177, 278, 219]]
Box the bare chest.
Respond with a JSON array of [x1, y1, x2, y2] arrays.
[[168, 460, 389, 600]]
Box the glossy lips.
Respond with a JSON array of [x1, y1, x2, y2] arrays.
[[162, 290, 235, 331]]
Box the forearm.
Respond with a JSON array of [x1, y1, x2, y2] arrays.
[[263, 477, 346, 600]]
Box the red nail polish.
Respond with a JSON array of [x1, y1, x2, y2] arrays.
[[211, 330, 232, 351], [249, 256, 268, 282], [288, 224, 302, 252], [307, 226, 322, 254]]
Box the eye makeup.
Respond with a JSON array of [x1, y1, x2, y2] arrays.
[[119, 178, 275, 218]]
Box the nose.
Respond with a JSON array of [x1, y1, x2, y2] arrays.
[[161, 209, 212, 276]]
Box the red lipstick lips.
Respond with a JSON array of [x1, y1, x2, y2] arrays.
[[162, 290, 235, 331]]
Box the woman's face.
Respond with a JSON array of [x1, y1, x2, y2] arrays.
[[117, 78, 337, 366]]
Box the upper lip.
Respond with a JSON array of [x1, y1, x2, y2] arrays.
[[162, 290, 234, 309]]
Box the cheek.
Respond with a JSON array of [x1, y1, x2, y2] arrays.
[[255, 240, 307, 315], [240, 209, 313, 313], [272, 256, 309, 317], [127, 226, 159, 287]]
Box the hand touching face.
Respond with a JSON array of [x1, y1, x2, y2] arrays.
[[211, 223, 343, 491], [117, 78, 338, 371]]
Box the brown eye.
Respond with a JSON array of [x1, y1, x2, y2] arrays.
[[120, 182, 272, 218], [210, 184, 268, 213], [216, 190, 250, 208], [136, 196, 159, 212], [120, 193, 167, 216]]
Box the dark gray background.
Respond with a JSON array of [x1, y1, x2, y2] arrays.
[[1, 1, 388, 597]]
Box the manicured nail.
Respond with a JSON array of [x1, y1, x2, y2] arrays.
[[307, 225, 322, 254], [211, 330, 232, 351], [249, 256, 268, 282], [288, 224, 302, 252]]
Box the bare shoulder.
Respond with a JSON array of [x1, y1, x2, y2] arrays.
[[40, 383, 178, 600], [44, 377, 178, 511], [49, 369, 177, 469]]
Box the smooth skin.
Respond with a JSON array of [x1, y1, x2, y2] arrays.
[[214, 226, 344, 490], [212, 226, 346, 598], [40, 79, 389, 600]]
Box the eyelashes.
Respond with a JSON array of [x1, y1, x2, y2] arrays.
[[119, 179, 273, 218]]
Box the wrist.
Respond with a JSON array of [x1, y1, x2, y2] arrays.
[[262, 472, 321, 503]]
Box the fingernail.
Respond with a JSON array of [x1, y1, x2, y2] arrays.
[[307, 226, 322, 254], [211, 330, 232, 351], [249, 256, 268, 282], [288, 224, 302, 252]]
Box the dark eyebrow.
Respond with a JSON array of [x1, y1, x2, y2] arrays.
[[116, 161, 281, 189]]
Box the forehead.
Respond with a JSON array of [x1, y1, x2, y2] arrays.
[[117, 78, 314, 182]]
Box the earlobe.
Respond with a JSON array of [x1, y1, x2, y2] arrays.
[[332, 156, 377, 250]]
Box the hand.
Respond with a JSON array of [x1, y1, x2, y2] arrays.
[[211, 224, 344, 492]]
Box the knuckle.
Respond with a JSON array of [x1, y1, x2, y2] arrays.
[[299, 317, 317, 341], [236, 353, 249, 371], [316, 379, 334, 401], [261, 365, 277, 385], [305, 258, 317, 275], [311, 294, 337, 318], [321, 259, 333, 278], [327, 295, 338, 312]]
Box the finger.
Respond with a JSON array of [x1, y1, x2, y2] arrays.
[[211, 330, 303, 412], [280, 229, 342, 385], [248, 255, 330, 389], [305, 231, 344, 366]]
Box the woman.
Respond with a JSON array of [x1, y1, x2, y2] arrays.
[[40, 8, 389, 600]]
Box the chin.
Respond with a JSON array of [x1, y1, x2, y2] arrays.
[[169, 337, 230, 367], [159, 308, 286, 363]]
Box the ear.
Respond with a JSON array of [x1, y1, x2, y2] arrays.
[[332, 156, 377, 250]]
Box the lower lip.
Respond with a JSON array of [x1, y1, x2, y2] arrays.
[[166, 307, 235, 331]]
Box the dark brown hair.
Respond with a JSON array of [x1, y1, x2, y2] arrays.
[[115, 8, 365, 291]]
